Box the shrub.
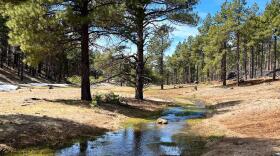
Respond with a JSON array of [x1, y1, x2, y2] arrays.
[[92, 92, 122, 105], [93, 94, 103, 105], [104, 92, 121, 104]]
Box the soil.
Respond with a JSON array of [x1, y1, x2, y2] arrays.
[[0, 86, 169, 153], [183, 79, 280, 156], [2, 79, 280, 155]]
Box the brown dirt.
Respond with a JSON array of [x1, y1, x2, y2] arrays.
[[0, 86, 169, 152], [2, 79, 280, 155], [183, 79, 280, 156]]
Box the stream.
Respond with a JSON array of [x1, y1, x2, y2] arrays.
[[54, 106, 206, 156]]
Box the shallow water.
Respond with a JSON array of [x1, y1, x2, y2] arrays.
[[54, 106, 205, 156]]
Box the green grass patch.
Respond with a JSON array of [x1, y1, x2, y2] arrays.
[[207, 135, 224, 142], [7, 148, 55, 156], [122, 118, 154, 127]]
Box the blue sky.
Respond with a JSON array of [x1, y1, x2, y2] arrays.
[[167, 0, 271, 55], [97, 0, 270, 55]]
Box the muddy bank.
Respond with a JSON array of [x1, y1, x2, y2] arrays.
[[10, 106, 207, 156]]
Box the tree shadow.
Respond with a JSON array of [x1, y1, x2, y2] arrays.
[[208, 100, 243, 110], [115, 98, 172, 118], [42, 98, 91, 108], [0, 114, 108, 150], [206, 100, 243, 117], [42, 97, 170, 119], [227, 79, 279, 87]]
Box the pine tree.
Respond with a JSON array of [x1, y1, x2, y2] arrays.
[[105, 0, 199, 99], [2, 0, 117, 101], [263, 0, 280, 80], [147, 25, 171, 90]]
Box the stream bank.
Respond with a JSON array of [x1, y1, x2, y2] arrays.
[[8, 105, 208, 156]]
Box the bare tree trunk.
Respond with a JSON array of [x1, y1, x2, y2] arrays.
[[80, 1, 92, 101], [243, 41, 248, 80], [260, 42, 264, 77], [221, 42, 227, 86], [20, 53, 24, 81], [160, 50, 164, 90], [250, 46, 254, 79], [273, 36, 277, 81], [236, 32, 240, 86]]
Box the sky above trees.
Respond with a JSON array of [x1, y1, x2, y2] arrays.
[[168, 0, 270, 55], [95, 0, 270, 56]]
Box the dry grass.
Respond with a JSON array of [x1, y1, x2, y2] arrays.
[[0, 86, 172, 152], [182, 79, 280, 156], [2, 79, 280, 155]]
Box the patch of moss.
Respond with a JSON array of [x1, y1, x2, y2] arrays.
[[121, 109, 163, 128], [122, 118, 154, 127], [7, 148, 55, 156], [207, 135, 224, 142], [186, 118, 204, 124]]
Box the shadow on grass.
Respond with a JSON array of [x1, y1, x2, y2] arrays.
[[98, 102, 164, 119], [226, 78, 279, 87], [0, 114, 107, 152], [205, 100, 243, 117], [42, 98, 168, 119], [208, 100, 243, 110], [42, 99, 92, 108]]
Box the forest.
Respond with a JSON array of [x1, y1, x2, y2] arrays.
[[0, 0, 280, 155]]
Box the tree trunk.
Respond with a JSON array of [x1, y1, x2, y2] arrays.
[[196, 64, 199, 82], [135, 39, 144, 99], [221, 42, 227, 86], [80, 1, 92, 101], [160, 50, 164, 90], [273, 36, 277, 80], [135, 9, 145, 100], [166, 72, 169, 85], [188, 65, 191, 83], [20, 53, 24, 81], [243, 41, 248, 80], [236, 32, 240, 85], [250, 46, 254, 79], [260, 42, 264, 77]]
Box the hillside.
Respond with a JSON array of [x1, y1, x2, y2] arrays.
[[0, 67, 51, 84]]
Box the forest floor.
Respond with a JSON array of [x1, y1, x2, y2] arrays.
[[1, 79, 280, 155]]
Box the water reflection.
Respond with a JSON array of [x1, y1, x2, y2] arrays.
[[55, 107, 204, 156]]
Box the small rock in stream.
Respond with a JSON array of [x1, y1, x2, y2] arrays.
[[156, 118, 168, 124], [273, 153, 280, 156], [0, 144, 13, 154]]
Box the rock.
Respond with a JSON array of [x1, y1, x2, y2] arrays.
[[48, 85, 54, 89], [0, 144, 13, 154], [273, 153, 280, 156], [233, 140, 245, 145], [156, 118, 168, 124]]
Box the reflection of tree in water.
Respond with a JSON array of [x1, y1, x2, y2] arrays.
[[150, 124, 163, 154], [133, 123, 164, 155], [133, 127, 142, 155], [172, 133, 205, 156], [80, 141, 88, 153]]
